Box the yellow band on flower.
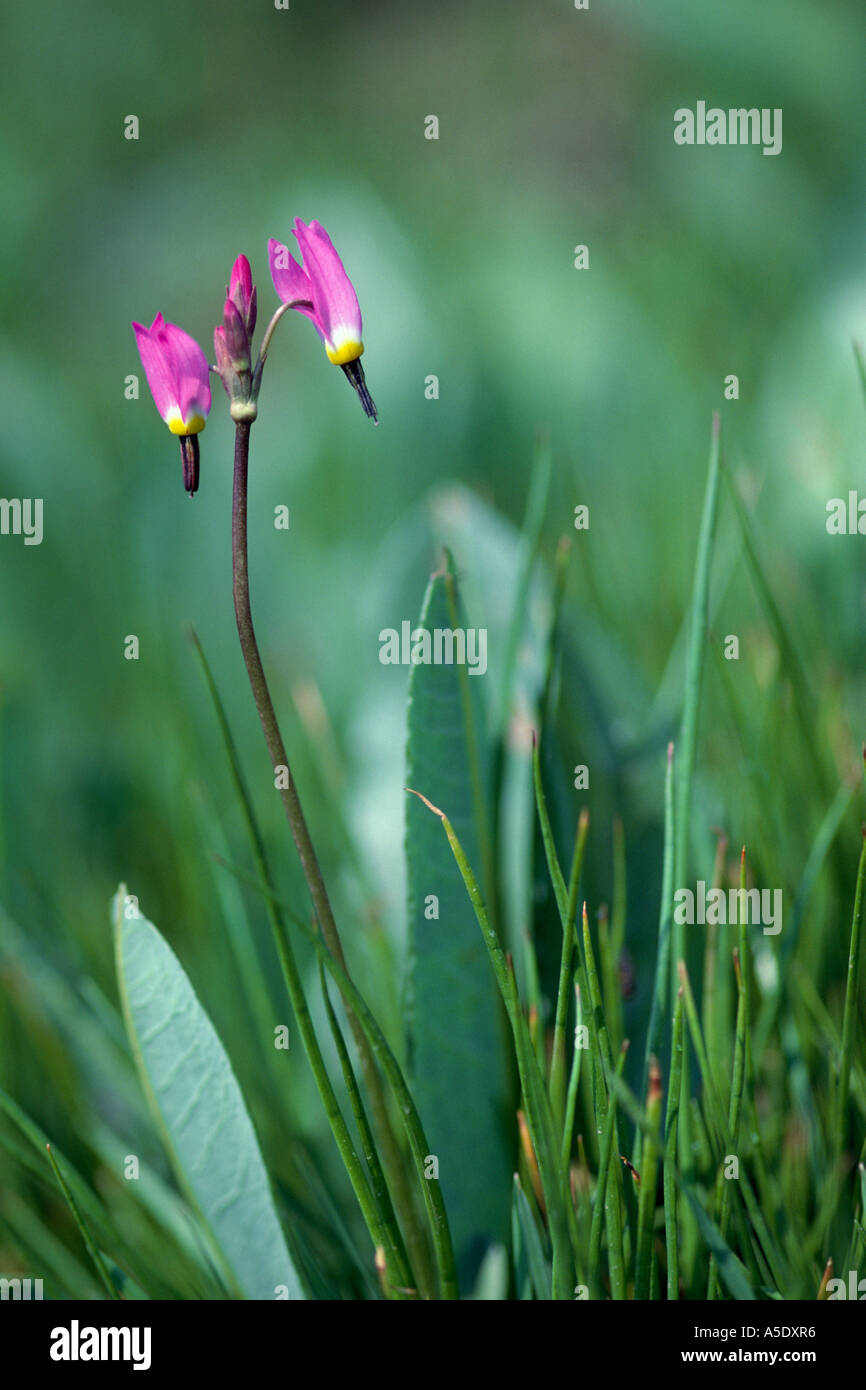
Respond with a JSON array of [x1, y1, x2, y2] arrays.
[[326, 340, 364, 366], [168, 414, 207, 436]]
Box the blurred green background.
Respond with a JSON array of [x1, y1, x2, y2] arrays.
[[2, 0, 866, 1294]]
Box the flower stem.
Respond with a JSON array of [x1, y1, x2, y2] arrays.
[[251, 298, 311, 398], [231, 420, 336, 938], [231, 420, 437, 1299]]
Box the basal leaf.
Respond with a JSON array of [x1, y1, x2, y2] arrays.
[[112, 886, 304, 1300], [404, 557, 513, 1291]]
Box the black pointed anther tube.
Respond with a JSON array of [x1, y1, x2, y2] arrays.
[[340, 358, 378, 423], [179, 434, 200, 495]]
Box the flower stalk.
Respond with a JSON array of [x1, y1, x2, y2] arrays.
[[231, 415, 435, 1298]]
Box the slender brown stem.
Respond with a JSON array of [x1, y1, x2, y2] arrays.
[[232, 421, 344, 945], [231, 420, 437, 1298]]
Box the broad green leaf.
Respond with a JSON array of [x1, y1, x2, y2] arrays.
[[404, 556, 512, 1291], [112, 886, 304, 1300]]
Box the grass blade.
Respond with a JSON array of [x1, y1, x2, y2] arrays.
[[644, 742, 676, 1082], [833, 822, 866, 1159], [664, 988, 684, 1299], [562, 980, 584, 1170], [587, 1039, 628, 1298], [550, 807, 589, 1130], [45, 1144, 118, 1299], [512, 1173, 552, 1301], [674, 412, 722, 962], [317, 964, 414, 1298], [634, 1059, 662, 1300]]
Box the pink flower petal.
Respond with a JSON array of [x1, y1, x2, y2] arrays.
[[132, 316, 179, 424], [268, 238, 313, 306], [293, 219, 363, 358], [157, 320, 211, 424]]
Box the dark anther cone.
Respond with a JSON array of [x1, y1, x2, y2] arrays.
[[341, 359, 378, 423], [179, 434, 200, 495]]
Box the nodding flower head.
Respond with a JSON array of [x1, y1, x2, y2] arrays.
[[132, 314, 211, 494], [268, 220, 377, 422]]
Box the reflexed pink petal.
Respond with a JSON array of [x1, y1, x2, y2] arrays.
[[132, 316, 179, 424], [268, 237, 313, 307], [292, 219, 363, 351], [268, 236, 325, 340]]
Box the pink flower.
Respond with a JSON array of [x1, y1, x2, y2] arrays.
[[132, 314, 212, 494], [132, 314, 211, 436], [268, 221, 377, 421]]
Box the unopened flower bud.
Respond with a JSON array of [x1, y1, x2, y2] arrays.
[[228, 254, 257, 338], [214, 291, 254, 416]]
